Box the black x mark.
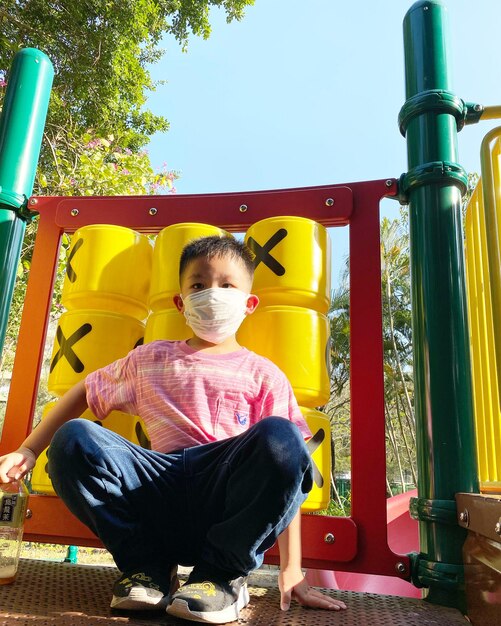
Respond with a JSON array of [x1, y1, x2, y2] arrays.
[[306, 428, 326, 488], [66, 238, 84, 283], [247, 228, 288, 276], [50, 323, 92, 373], [135, 421, 151, 449], [93, 420, 151, 450]]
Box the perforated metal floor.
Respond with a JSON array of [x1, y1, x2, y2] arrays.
[[0, 559, 468, 626]]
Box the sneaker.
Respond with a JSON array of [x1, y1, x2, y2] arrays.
[[111, 566, 179, 611], [166, 569, 249, 624]]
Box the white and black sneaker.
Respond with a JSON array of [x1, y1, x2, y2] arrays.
[[166, 568, 249, 623], [111, 566, 179, 611]]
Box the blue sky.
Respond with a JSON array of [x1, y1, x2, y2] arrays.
[[146, 0, 501, 282]]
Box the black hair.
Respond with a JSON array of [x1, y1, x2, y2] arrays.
[[179, 235, 255, 280]]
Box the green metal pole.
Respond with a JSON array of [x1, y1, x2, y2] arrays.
[[0, 48, 53, 354], [400, 0, 478, 611], [64, 545, 79, 564]]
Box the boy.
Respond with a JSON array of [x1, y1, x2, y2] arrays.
[[0, 235, 346, 623]]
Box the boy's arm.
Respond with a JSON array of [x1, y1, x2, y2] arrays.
[[0, 380, 89, 482], [277, 510, 347, 611]]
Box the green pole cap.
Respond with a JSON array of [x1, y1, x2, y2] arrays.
[[0, 48, 54, 210]]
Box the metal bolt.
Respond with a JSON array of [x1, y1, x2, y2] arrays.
[[324, 533, 335, 544], [474, 104, 482, 112], [29, 198, 38, 206], [70, 208, 79, 217], [239, 204, 248, 213], [395, 562, 406, 574], [385, 179, 393, 187], [325, 198, 334, 207], [459, 509, 469, 526], [149, 207, 158, 216], [25, 509, 33, 519], [495, 521, 501, 536]]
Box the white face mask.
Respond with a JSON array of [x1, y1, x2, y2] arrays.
[[182, 287, 249, 344]]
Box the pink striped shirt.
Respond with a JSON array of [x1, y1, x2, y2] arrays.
[[85, 340, 311, 453]]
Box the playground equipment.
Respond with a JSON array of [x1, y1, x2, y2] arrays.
[[306, 489, 421, 598], [0, 1, 500, 624], [29, 219, 332, 512], [0, 49, 53, 355], [465, 130, 501, 495]]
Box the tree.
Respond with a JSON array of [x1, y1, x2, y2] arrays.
[[0, 0, 255, 148], [325, 213, 416, 494], [38, 131, 178, 196], [380, 216, 416, 490], [0, 130, 179, 430], [0, 0, 255, 361], [1, 131, 179, 372]]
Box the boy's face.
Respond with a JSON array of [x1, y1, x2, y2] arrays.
[[174, 255, 258, 315]]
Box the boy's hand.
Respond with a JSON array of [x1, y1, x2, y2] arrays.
[[278, 570, 347, 612], [0, 447, 37, 483]]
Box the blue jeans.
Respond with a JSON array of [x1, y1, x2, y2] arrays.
[[47, 416, 313, 578]]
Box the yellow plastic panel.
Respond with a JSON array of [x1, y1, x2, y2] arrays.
[[61, 225, 152, 320], [149, 223, 224, 311], [144, 309, 192, 343], [244, 217, 331, 313], [48, 310, 145, 396], [465, 180, 501, 491], [31, 407, 150, 496], [300, 407, 331, 512], [238, 305, 330, 407]]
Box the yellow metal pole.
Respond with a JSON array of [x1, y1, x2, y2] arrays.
[[480, 106, 501, 121], [480, 128, 501, 412]]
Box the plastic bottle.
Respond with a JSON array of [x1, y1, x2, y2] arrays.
[[0, 480, 29, 584]]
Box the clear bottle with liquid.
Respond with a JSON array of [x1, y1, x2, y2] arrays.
[[0, 480, 29, 584]]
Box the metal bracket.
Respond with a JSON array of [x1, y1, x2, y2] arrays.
[[16, 198, 39, 223], [398, 161, 468, 205], [399, 89, 469, 136], [409, 497, 458, 526], [463, 102, 484, 125], [409, 552, 464, 590], [0, 194, 38, 223], [456, 492, 501, 542]]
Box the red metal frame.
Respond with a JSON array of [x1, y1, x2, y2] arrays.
[[0, 179, 410, 578]]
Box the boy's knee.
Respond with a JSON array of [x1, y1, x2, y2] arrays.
[[53, 417, 98, 443], [255, 415, 303, 444], [253, 416, 310, 472], [49, 418, 99, 465]]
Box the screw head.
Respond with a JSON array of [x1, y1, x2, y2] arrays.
[[385, 179, 393, 187], [474, 104, 482, 112], [29, 198, 38, 206], [149, 207, 158, 216], [495, 521, 501, 536], [325, 198, 334, 207], [459, 509, 469, 526], [70, 208, 79, 217], [25, 508, 33, 519], [395, 562, 406, 574], [324, 533, 335, 544], [239, 204, 248, 213]]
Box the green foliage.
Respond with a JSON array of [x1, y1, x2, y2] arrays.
[[0, 0, 256, 420], [329, 216, 412, 396], [326, 213, 416, 488], [0, 129, 179, 377], [462, 172, 480, 224], [0, 0, 255, 148], [37, 130, 179, 196], [313, 495, 351, 518]]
